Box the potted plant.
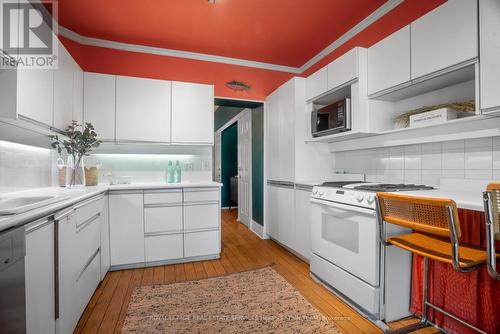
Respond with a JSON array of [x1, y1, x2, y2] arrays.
[[50, 121, 101, 188]]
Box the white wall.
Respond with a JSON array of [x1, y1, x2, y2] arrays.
[[334, 137, 500, 186]]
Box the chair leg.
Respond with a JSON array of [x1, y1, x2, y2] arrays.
[[385, 257, 429, 334]]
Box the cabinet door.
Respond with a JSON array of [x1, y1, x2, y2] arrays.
[[265, 91, 280, 181], [411, 0, 478, 79], [277, 186, 295, 249], [184, 230, 219, 258], [306, 65, 327, 101], [367, 26, 411, 95], [480, 0, 500, 111], [171, 81, 214, 144], [277, 80, 295, 182], [327, 48, 358, 91], [16, 69, 54, 125], [25, 220, 55, 334], [109, 192, 145, 266], [53, 58, 74, 131], [100, 195, 110, 280], [294, 189, 312, 260], [57, 213, 78, 334], [83, 72, 116, 141], [116, 76, 172, 142], [145, 234, 183, 262], [265, 185, 279, 239], [72, 71, 84, 124]]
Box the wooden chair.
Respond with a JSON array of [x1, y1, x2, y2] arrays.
[[376, 193, 489, 334], [483, 182, 500, 280]]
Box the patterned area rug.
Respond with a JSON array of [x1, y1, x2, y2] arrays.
[[121, 267, 341, 333]]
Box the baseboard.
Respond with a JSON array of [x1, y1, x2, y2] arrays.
[[250, 220, 265, 239], [109, 254, 220, 271], [221, 206, 238, 210]]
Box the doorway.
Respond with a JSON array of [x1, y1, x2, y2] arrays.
[[214, 99, 264, 235]]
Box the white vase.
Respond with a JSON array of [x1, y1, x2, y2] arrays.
[[65, 155, 86, 188]]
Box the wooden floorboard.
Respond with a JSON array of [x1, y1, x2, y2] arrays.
[[74, 209, 438, 334]]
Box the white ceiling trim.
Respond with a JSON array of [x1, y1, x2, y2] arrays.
[[298, 0, 404, 73], [58, 26, 301, 74], [58, 0, 403, 75]]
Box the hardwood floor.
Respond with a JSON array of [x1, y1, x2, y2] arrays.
[[74, 209, 440, 334]]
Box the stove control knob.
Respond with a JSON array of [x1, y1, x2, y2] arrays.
[[356, 195, 365, 203], [367, 196, 375, 204]]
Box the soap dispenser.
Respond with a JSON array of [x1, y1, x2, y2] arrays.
[[174, 160, 182, 183], [166, 160, 174, 183]]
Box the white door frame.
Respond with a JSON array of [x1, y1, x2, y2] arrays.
[[215, 108, 252, 225]]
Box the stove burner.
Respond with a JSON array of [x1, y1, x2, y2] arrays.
[[353, 184, 434, 192], [321, 181, 364, 188]]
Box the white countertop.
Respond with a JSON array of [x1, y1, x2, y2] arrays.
[[0, 181, 222, 232], [399, 178, 492, 212]]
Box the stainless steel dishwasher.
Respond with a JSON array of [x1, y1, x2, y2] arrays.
[[0, 225, 26, 334]]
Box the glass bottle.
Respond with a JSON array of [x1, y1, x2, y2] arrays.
[[174, 160, 182, 183], [166, 160, 174, 183]]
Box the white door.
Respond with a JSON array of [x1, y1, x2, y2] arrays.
[[171, 81, 214, 144], [109, 192, 145, 266], [410, 0, 478, 79], [294, 187, 312, 260], [83, 72, 116, 141], [25, 220, 56, 334], [480, 0, 500, 112], [214, 132, 222, 182], [367, 26, 411, 95], [115, 75, 171, 142], [238, 110, 251, 227], [311, 198, 378, 286]]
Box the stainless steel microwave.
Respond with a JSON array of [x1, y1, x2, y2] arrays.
[[311, 98, 351, 137]]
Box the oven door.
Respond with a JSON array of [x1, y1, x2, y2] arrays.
[[311, 198, 379, 286]]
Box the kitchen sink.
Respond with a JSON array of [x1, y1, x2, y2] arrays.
[[0, 195, 70, 215]]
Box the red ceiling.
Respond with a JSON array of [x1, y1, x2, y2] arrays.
[[56, 0, 386, 67]]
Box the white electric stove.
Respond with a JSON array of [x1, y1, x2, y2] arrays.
[[309, 181, 434, 326]]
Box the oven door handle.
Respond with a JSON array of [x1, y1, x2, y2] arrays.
[[310, 198, 376, 216]]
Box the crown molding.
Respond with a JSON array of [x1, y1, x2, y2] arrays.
[[58, 0, 403, 75], [58, 26, 301, 74]]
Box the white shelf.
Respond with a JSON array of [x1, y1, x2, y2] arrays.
[[327, 114, 500, 152], [306, 131, 372, 143]]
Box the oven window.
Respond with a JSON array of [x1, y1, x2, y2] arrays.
[[321, 213, 359, 253]]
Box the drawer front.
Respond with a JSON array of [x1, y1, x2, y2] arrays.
[[74, 195, 105, 225], [76, 213, 101, 272], [145, 234, 183, 262], [184, 230, 219, 258], [144, 206, 183, 233], [144, 190, 182, 205], [184, 204, 219, 231], [77, 250, 101, 317], [183, 188, 219, 203]]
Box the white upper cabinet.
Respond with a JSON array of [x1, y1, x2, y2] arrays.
[[83, 72, 116, 141], [327, 48, 359, 91], [16, 69, 54, 125], [53, 53, 75, 131], [171, 81, 214, 144], [480, 0, 500, 112], [368, 26, 411, 95], [306, 65, 328, 101], [411, 0, 478, 79], [72, 71, 84, 124], [116, 76, 172, 142]]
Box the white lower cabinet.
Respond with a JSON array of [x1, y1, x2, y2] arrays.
[[265, 184, 280, 240], [277, 185, 295, 250], [76, 251, 101, 316], [294, 188, 312, 260], [109, 192, 145, 266], [184, 230, 219, 258], [184, 203, 219, 230], [144, 206, 183, 233], [145, 234, 184, 262], [25, 219, 56, 334]]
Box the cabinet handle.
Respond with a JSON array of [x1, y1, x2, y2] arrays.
[[77, 248, 100, 280], [76, 213, 101, 231], [25, 217, 52, 234], [54, 208, 75, 221], [73, 194, 105, 210]]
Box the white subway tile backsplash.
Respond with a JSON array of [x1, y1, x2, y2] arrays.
[[334, 136, 500, 186]]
